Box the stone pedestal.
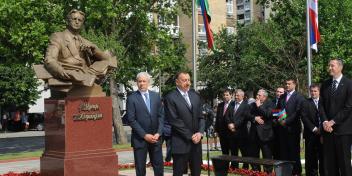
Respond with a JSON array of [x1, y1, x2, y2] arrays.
[[40, 97, 118, 176]]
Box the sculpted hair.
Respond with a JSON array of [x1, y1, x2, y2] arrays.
[[136, 72, 151, 81], [67, 9, 86, 21]]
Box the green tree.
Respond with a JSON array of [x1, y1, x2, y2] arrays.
[[0, 0, 190, 143], [0, 65, 39, 110], [200, 0, 352, 98]]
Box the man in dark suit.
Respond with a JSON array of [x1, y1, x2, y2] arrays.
[[225, 89, 251, 169], [272, 87, 285, 160], [247, 89, 274, 172], [277, 79, 304, 175], [164, 71, 205, 176], [215, 89, 233, 155], [301, 84, 324, 176], [319, 58, 352, 176], [127, 72, 164, 176]]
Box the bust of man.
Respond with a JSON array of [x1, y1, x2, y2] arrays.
[[38, 9, 116, 93]]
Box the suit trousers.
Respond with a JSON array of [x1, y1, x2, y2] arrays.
[[304, 134, 324, 176], [218, 133, 231, 155], [133, 143, 164, 176], [323, 133, 352, 176], [278, 127, 301, 175], [172, 143, 202, 176], [247, 133, 273, 172], [229, 137, 248, 169]]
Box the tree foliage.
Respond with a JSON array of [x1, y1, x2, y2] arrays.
[[0, 64, 39, 110], [199, 0, 352, 98], [0, 0, 190, 110]]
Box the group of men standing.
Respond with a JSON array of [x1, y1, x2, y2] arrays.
[[215, 58, 352, 176], [126, 58, 352, 176], [127, 71, 205, 176]]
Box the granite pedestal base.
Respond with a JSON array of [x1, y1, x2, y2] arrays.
[[40, 97, 118, 176]]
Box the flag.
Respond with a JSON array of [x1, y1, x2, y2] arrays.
[[272, 109, 287, 122], [198, 0, 214, 49], [309, 0, 321, 52]]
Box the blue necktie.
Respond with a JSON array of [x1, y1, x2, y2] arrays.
[[144, 93, 151, 113]]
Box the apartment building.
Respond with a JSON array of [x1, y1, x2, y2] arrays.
[[156, 0, 271, 67]]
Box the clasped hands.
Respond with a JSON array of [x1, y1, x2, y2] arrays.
[[323, 120, 335, 133], [144, 133, 160, 144], [192, 132, 202, 144], [228, 123, 236, 132]]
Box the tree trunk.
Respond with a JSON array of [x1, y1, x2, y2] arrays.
[[110, 77, 128, 144]]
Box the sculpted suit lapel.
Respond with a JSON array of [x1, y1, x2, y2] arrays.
[[63, 30, 80, 60]]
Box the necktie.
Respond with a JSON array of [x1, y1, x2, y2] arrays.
[[286, 93, 291, 102], [144, 93, 151, 112], [331, 80, 338, 94], [73, 36, 80, 50], [234, 102, 239, 113], [183, 93, 191, 107], [314, 99, 318, 109], [223, 103, 228, 115]]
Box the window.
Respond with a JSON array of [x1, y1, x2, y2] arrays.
[[226, 0, 234, 15], [198, 24, 206, 36]]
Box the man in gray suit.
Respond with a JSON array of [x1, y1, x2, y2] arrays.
[[127, 72, 164, 176], [164, 71, 205, 176]]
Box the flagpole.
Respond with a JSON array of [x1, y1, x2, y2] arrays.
[[306, 0, 312, 95], [192, 0, 197, 91]]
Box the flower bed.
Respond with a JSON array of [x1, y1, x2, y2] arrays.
[[1, 162, 271, 176]]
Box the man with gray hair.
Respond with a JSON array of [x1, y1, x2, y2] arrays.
[[247, 89, 275, 172], [225, 89, 251, 169], [126, 72, 164, 176]]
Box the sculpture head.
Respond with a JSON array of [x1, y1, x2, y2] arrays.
[[67, 9, 85, 33]]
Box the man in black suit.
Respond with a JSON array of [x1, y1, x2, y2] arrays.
[[215, 89, 233, 155], [319, 58, 352, 176], [226, 89, 250, 169], [127, 72, 164, 176], [164, 71, 205, 176], [272, 87, 285, 160], [247, 89, 274, 172], [301, 84, 324, 176], [277, 79, 304, 175]]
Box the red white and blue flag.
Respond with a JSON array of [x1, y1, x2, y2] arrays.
[[198, 0, 214, 49], [309, 0, 320, 52]]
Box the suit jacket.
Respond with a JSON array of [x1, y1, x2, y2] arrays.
[[277, 91, 304, 133], [225, 100, 251, 138], [126, 90, 164, 148], [249, 100, 275, 142], [215, 100, 232, 136], [319, 76, 352, 135], [44, 29, 97, 78], [164, 89, 205, 154], [301, 98, 320, 138]]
